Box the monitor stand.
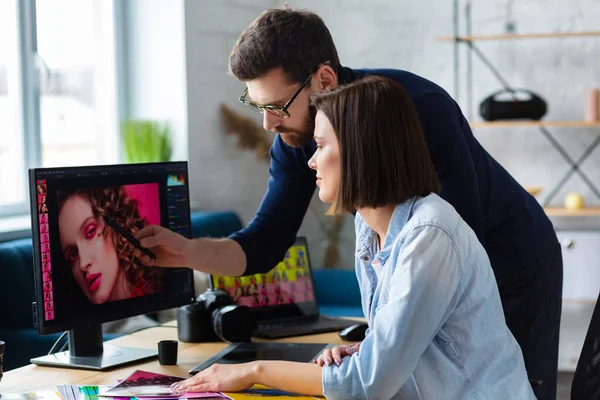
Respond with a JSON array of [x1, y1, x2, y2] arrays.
[[31, 324, 158, 371]]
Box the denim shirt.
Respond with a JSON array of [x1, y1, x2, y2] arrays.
[[322, 194, 535, 400]]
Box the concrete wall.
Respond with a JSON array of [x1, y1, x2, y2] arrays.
[[122, 0, 188, 162]]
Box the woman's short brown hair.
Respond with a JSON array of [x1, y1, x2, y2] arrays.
[[229, 7, 340, 84], [311, 75, 441, 215]]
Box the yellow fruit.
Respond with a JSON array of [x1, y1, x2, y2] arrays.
[[564, 192, 585, 210]]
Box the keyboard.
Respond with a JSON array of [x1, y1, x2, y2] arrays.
[[253, 315, 356, 339]]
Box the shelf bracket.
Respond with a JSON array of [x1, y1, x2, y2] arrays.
[[539, 127, 600, 206]]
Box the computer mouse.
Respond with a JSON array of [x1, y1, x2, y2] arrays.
[[338, 323, 368, 342]]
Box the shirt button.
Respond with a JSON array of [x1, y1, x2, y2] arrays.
[[363, 256, 369, 261]]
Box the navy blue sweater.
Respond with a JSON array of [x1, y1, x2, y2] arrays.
[[230, 67, 557, 276]]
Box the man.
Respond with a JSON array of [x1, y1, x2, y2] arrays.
[[137, 8, 562, 399]]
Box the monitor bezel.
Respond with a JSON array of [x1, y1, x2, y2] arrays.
[[29, 161, 196, 336]]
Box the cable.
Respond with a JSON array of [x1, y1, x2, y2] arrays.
[[125, 324, 177, 335], [102, 323, 176, 338], [48, 331, 68, 355], [46, 325, 176, 356], [468, 41, 517, 96], [58, 340, 69, 353]]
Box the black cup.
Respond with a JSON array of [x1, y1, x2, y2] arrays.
[[0, 340, 4, 383], [158, 340, 178, 365]]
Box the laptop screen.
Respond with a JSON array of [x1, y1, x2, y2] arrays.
[[210, 237, 320, 319]]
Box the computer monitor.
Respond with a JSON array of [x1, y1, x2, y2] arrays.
[[209, 237, 319, 320], [28, 161, 195, 370]]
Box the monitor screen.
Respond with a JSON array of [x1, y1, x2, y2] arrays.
[[210, 237, 319, 319], [29, 162, 195, 335]]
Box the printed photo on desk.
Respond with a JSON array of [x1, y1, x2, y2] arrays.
[[55, 385, 119, 400], [99, 370, 230, 399]]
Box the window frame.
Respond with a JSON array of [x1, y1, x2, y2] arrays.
[[0, 0, 122, 219]]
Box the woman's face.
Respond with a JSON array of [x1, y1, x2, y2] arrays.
[[308, 111, 341, 204], [58, 195, 122, 304]]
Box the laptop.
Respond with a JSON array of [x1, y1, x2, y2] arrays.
[[210, 237, 356, 339]]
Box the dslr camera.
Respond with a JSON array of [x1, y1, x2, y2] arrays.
[[177, 289, 255, 343]]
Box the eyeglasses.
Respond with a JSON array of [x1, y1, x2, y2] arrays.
[[239, 61, 330, 119]]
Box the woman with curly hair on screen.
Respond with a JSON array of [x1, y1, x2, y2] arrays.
[[57, 186, 163, 304]]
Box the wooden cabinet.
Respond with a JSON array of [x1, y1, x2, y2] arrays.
[[556, 230, 600, 302], [555, 230, 600, 371]]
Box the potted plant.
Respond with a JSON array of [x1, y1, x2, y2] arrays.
[[122, 120, 173, 163]]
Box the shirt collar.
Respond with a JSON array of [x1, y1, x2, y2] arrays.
[[355, 197, 419, 263], [338, 66, 357, 85]]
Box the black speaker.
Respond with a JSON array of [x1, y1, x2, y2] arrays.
[[479, 89, 547, 121]]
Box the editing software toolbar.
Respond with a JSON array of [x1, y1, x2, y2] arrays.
[[36, 179, 55, 321], [166, 172, 190, 238]]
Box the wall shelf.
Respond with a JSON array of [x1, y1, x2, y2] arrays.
[[441, 1, 600, 207], [544, 207, 600, 217], [437, 31, 600, 42], [470, 121, 600, 129]]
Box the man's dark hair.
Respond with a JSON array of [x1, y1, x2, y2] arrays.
[[311, 75, 441, 215], [229, 7, 341, 84]]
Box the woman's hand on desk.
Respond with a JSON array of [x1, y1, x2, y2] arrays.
[[173, 361, 324, 396], [314, 342, 361, 366], [171, 363, 255, 393]]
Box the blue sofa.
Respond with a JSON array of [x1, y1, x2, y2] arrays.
[[0, 210, 361, 371], [313, 269, 363, 318]]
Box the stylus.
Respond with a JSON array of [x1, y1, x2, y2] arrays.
[[103, 216, 157, 260]]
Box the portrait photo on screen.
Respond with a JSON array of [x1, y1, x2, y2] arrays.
[[56, 184, 164, 306], [37, 181, 47, 194]]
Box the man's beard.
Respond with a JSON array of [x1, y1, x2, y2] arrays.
[[274, 107, 316, 148]]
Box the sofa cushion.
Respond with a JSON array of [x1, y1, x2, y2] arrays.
[[0, 328, 63, 371], [312, 269, 361, 304], [318, 305, 364, 318], [0, 238, 35, 329], [191, 211, 243, 239]]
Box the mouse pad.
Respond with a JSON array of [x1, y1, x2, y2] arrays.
[[188, 342, 335, 373]]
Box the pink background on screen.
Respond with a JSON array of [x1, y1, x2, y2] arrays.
[[124, 183, 160, 225]]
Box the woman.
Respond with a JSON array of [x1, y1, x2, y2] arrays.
[[57, 187, 163, 304], [150, 77, 534, 399], [247, 277, 259, 296], [37, 182, 47, 194]]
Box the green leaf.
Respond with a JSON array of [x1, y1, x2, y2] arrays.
[[121, 120, 173, 163]]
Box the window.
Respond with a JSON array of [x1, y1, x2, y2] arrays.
[[0, 0, 120, 217], [0, 0, 26, 213]]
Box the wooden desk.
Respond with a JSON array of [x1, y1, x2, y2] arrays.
[[2, 323, 350, 394]]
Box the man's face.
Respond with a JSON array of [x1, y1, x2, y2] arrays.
[[246, 68, 316, 148]]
